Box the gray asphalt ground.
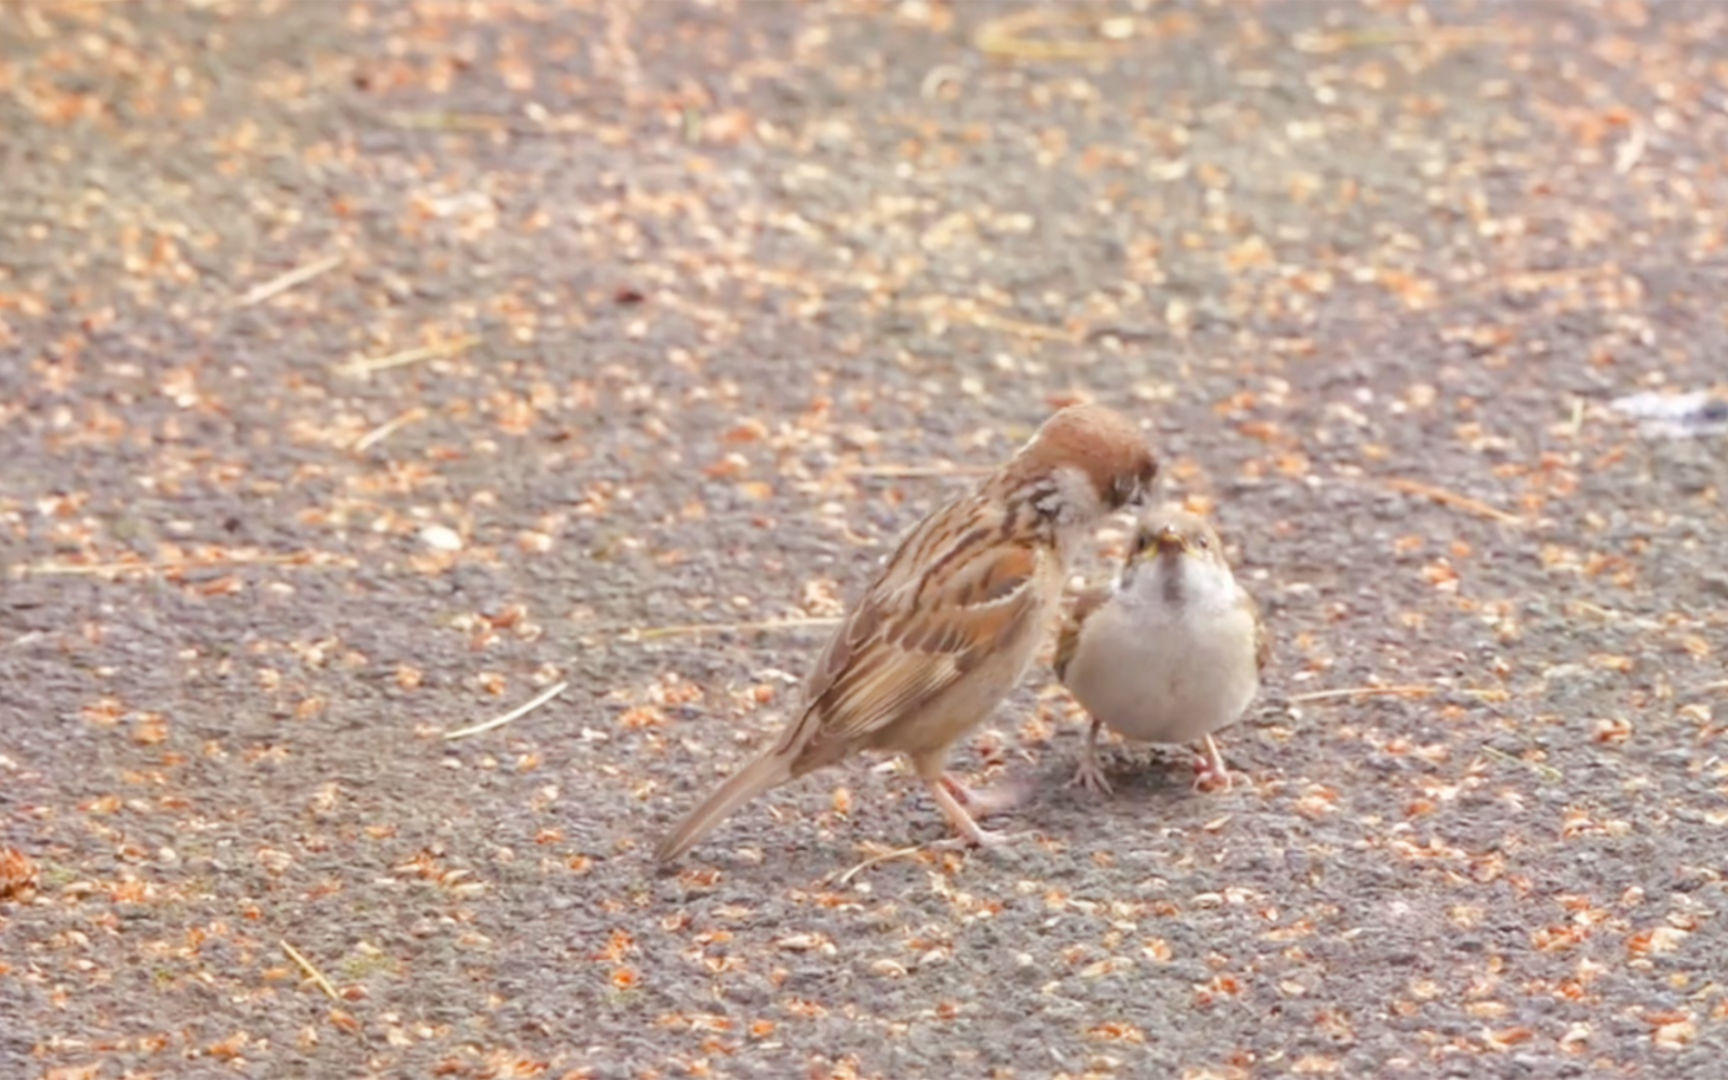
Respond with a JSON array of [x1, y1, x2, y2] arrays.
[[3, 1, 1727, 1077]]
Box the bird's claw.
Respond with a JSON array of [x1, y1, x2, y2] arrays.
[[1069, 754, 1114, 796]]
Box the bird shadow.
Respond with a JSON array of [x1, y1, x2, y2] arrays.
[[641, 742, 1248, 885], [1010, 745, 1229, 830]]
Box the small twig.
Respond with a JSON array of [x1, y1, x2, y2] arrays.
[[352, 408, 427, 453], [1083, 324, 1165, 345], [827, 843, 927, 887], [967, 311, 1078, 342], [375, 104, 589, 136], [920, 64, 965, 100], [236, 255, 343, 307], [1287, 685, 1436, 704], [1479, 744, 1564, 783], [1287, 684, 1509, 705], [620, 616, 840, 643], [974, 9, 1132, 60], [443, 680, 570, 741], [339, 336, 481, 377], [1477, 266, 1608, 298], [280, 939, 340, 1000], [1686, 680, 1728, 698], [919, 298, 1078, 340], [1614, 122, 1648, 175], [15, 552, 355, 577], [1293, 25, 1527, 54], [379, 110, 513, 132], [839, 464, 991, 479], [1381, 478, 1523, 525]]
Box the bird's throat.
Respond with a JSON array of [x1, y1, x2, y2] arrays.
[[1158, 553, 1185, 607]]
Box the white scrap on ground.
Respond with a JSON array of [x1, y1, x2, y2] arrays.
[[1610, 390, 1728, 439]]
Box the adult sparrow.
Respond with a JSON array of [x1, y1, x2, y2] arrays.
[[655, 403, 1158, 861], [1055, 507, 1269, 794]]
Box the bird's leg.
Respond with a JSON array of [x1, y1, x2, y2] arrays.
[[1068, 716, 1113, 795], [1191, 734, 1233, 792], [938, 772, 1026, 820], [914, 751, 1029, 849], [925, 778, 1029, 849], [927, 778, 999, 845]]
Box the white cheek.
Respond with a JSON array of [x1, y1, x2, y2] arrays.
[[1049, 466, 1105, 522], [1039, 466, 1108, 560]]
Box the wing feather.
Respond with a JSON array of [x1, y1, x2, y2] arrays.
[[1053, 585, 1112, 683], [779, 516, 1047, 773], [1246, 589, 1272, 672]]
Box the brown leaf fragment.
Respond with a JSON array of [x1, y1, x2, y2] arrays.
[[0, 847, 39, 900], [329, 1008, 363, 1035], [1591, 717, 1632, 744], [1628, 925, 1689, 956], [1086, 1021, 1146, 1043], [1483, 1026, 1535, 1051], [206, 1031, 251, 1060], [1651, 1016, 1696, 1050]]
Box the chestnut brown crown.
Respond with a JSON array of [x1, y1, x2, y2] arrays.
[[1011, 403, 1158, 511]]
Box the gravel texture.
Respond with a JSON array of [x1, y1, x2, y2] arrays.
[[2, 2, 1726, 1078]]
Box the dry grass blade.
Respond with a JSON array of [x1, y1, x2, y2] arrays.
[[1293, 25, 1529, 54], [1479, 744, 1564, 783], [1382, 478, 1523, 525], [280, 940, 340, 1000], [1484, 263, 1615, 294], [380, 110, 513, 132], [840, 464, 991, 479], [826, 843, 927, 887], [1287, 685, 1437, 704], [1614, 123, 1647, 175], [920, 64, 965, 100], [236, 255, 343, 307], [913, 296, 1079, 343], [957, 309, 1080, 342], [15, 552, 356, 578], [352, 408, 427, 452], [443, 680, 570, 741], [974, 9, 1132, 60], [620, 616, 840, 643], [340, 336, 481, 377]]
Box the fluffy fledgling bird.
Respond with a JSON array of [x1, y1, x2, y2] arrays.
[[655, 403, 1159, 861], [1055, 507, 1269, 794]]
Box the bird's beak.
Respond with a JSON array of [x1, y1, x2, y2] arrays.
[[1146, 525, 1187, 558]]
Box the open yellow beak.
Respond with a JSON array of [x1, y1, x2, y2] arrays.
[[1147, 525, 1187, 558]]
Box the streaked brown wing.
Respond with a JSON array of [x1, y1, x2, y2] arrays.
[[785, 539, 1045, 770], [778, 504, 958, 745], [1053, 585, 1112, 683], [1247, 589, 1272, 672]]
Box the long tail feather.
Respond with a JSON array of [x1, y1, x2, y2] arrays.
[[654, 752, 792, 862]]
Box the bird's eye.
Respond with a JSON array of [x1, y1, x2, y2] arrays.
[[1196, 536, 1210, 550]]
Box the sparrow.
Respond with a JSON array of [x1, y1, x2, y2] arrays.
[[655, 403, 1159, 861], [1055, 507, 1269, 795]]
